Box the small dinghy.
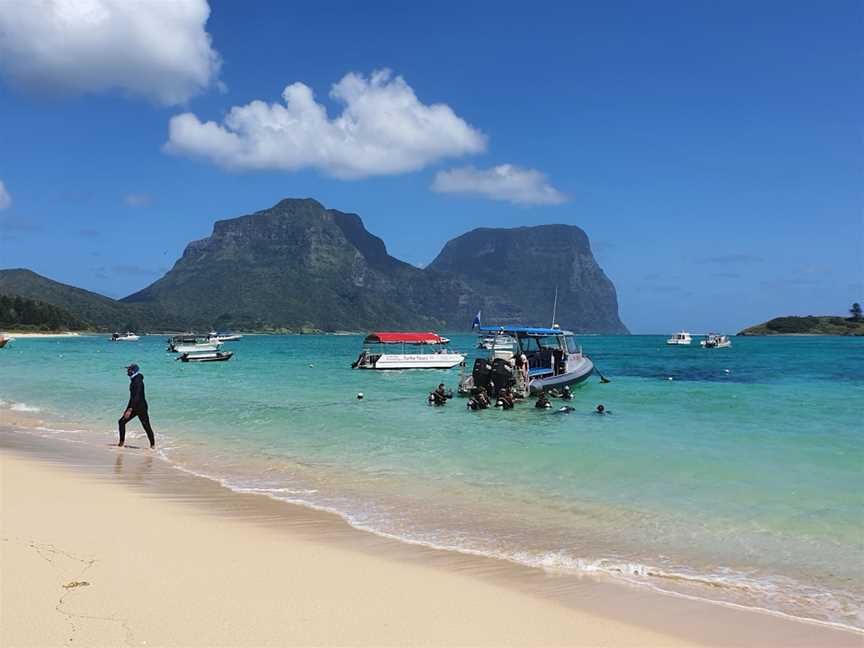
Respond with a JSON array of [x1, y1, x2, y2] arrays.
[[178, 351, 234, 363]]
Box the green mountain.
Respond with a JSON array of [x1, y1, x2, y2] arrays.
[[2, 198, 629, 333], [123, 198, 628, 333], [738, 316, 864, 336], [427, 225, 627, 333], [0, 268, 181, 331]]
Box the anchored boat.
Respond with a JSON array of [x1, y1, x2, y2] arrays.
[[459, 325, 594, 397], [666, 331, 692, 345], [352, 332, 465, 370], [178, 350, 234, 363], [701, 334, 732, 349], [110, 332, 140, 341], [167, 334, 221, 354]]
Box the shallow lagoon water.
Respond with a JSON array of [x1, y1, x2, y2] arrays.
[[2, 333, 862, 629]]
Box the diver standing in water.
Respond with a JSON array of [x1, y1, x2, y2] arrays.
[[118, 363, 155, 448]]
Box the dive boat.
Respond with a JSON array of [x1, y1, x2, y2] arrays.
[[459, 325, 594, 397], [701, 334, 732, 349], [167, 334, 221, 354], [666, 331, 692, 345], [178, 350, 233, 363], [352, 332, 465, 370], [110, 332, 140, 341]]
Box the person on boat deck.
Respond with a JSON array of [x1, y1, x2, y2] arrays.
[[535, 391, 552, 409], [118, 363, 155, 449], [516, 352, 529, 383], [497, 388, 515, 410], [595, 404, 611, 415]]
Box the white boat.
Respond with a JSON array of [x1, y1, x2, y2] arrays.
[[167, 334, 221, 353], [110, 332, 140, 341], [477, 334, 517, 350], [701, 334, 732, 349], [666, 331, 692, 345], [208, 331, 243, 342], [352, 332, 465, 370]]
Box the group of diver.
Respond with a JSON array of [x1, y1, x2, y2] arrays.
[[429, 381, 611, 415]]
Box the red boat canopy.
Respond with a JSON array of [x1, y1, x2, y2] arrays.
[[364, 332, 445, 345]]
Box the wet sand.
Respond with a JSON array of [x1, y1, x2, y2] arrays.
[[1, 428, 861, 647]]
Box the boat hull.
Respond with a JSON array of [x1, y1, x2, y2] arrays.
[[359, 353, 465, 370], [173, 343, 220, 353], [528, 357, 594, 394], [179, 351, 233, 362]]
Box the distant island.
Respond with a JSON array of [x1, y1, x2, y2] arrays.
[[738, 315, 864, 336]]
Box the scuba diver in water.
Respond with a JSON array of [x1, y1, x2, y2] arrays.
[[429, 383, 451, 406], [467, 387, 491, 411], [595, 404, 611, 415], [554, 406, 576, 414], [535, 390, 552, 409], [497, 388, 515, 410]]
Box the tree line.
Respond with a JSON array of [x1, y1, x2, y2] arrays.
[[0, 294, 90, 331]]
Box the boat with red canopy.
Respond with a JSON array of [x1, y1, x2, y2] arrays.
[[352, 332, 464, 370]]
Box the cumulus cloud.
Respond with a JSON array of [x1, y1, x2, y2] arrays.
[[431, 164, 567, 205], [0, 0, 220, 105], [124, 193, 153, 207], [165, 69, 486, 178], [0, 180, 10, 209]]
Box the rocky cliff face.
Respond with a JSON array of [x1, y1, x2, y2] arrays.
[[427, 226, 628, 333], [124, 199, 441, 330], [122, 199, 628, 333]]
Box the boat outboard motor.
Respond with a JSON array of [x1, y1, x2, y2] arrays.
[[472, 358, 493, 392], [491, 358, 514, 396]]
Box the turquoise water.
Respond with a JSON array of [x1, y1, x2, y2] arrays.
[[2, 334, 863, 629]]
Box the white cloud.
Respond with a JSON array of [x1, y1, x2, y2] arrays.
[[432, 164, 567, 205], [0, 180, 11, 210], [124, 193, 153, 207], [165, 69, 486, 179], [0, 0, 220, 106]]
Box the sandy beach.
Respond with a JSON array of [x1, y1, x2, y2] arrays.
[[1, 429, 860, 648]]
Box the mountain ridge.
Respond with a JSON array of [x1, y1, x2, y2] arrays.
[[2, 198, 628, 333]]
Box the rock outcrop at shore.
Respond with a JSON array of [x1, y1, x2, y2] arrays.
[[738, 316, 864, 336]]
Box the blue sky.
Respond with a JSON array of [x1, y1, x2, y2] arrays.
[[0, 0, 861, 333]]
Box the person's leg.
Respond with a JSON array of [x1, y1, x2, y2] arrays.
[[118, 416, 127, 446], [137, 411, 156, 448]]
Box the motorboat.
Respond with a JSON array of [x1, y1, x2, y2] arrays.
[[0, 335, 9, 349], [178, 350, 234, 363], [666, 331, 692, 345], [110, 332, 140, 341], [477, 334, 517, 350], [459, 325, 594, 397], [352, 332, 465, 370], [701, 334, 732, 349], [208, 331, 243, 342], [167, 334, 221, 354]]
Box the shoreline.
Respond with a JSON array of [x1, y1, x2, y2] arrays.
[[2, 422, 860, 647]]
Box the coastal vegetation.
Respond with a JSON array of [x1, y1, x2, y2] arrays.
[[738, 314, 864, 336], [0, 294, 89, 331]]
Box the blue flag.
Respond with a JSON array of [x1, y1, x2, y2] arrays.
[[471, 310, 481, 330]]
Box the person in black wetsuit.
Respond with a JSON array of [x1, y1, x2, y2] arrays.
[[119, 363, 155, 448], [535, 390, 552, 409]]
